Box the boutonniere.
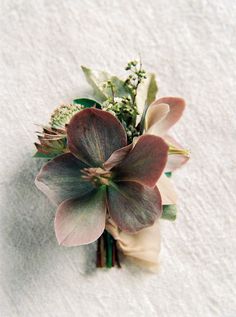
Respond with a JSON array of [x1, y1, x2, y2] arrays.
[[34, 60, 189, 271]]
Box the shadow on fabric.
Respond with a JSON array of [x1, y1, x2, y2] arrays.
[[1, 157, 96, 307]]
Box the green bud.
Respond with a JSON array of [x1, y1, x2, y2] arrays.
[[50, 104, 83, 128]]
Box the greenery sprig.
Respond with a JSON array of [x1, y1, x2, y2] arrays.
[[124, 60, 147, 106], [101, 60, 147, 142]]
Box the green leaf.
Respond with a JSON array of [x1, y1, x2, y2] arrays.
[[81, 66, 131, 102], [104, 230, 114, 268], [81, 66, 110, 102], [108, 76, 131, 98], [73, 98, 101, 109], [138, 102, 149, 134], [165, 172, 172, 178], [146, 73, 158, 105], [136, 72, 158, 127], [161, 204, 177, 221], [33, 151, 56, 159]]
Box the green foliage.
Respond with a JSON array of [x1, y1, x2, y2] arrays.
[[73, 98, 101, 109], [33, 151, 57, 159], [50, 104, 83, 129], [103, 230, 114, 268], [136, 72, 158, 133], [145, 73, 158, 106], [161, 205, 177, 221], [81, 66, 131, 101], [124, 60, 147, 105], [165, 172, 172, 178], [34, 126, 67, 158], [105, 76, 132, 99], [81, 66, 109, 102], [81, 61, 158, 143]]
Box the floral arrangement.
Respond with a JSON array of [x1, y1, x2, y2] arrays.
[[34, 61, 189, 270]]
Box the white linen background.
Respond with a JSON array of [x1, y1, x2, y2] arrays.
[[0, 0, 235, 316]]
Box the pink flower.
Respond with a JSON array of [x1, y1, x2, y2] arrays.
[[35, 108, 169, 246], [145, 97, 189, 172]]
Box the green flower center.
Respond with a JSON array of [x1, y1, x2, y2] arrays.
[[50, 104, 84, 128]]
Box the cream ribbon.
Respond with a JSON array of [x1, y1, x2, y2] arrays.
[[106, 218, 161, 272]]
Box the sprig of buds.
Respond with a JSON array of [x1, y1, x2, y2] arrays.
[[124, 60, 147, 105], [101, 60, 147, 143]]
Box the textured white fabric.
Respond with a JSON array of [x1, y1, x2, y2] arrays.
[[1, 0, 236, 316]]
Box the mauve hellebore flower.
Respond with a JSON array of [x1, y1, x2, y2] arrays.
[[35, 108, 168, 246]]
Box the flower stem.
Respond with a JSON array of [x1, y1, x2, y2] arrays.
[[112, 242, 116, 266], [96, 236, 102, 267], [96, 230, 122, 269], [114, 240, 121, 268], [104, 230, 113, 268], [100, 235, 105, 267], [96, 235, 105, 267]]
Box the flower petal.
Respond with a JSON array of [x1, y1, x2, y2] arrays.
[[103, 144, 133, 170], [107, 181, 162, 233], [157, 174, 178, 205], [35, 153, 94, 205], [113, 135, 168, 187], [67, 108, 127, 166], [164, 135, 190, 171], [146, 97, 186, 136], [54, 188, 106, 246], [145, 103, 170, 133], [166, 155, 190, 172]]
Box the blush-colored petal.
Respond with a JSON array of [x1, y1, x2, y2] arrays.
[[103, 144, 133, 170], [107, 181, 162, 233], [35, 153, 94, 205], [146, 97, 186, 136], [166, 154, 190, 172], [113, 135, 168, 187], [164, 134, 183, 147], [145, 103, 170, 133], [67, 108, 127, 166], [157, 174, 178, 205], [55, 188, 106, 246], [164, 134, 190, 171]]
